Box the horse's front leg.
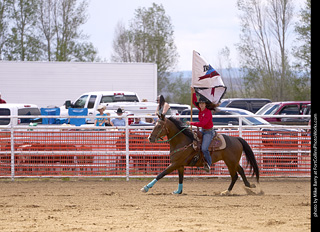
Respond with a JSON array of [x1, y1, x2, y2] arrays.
[[141, 164, 177, 193], [173, 166, 184, 194]]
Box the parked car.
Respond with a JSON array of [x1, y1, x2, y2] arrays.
[[219, 98, 271, 113], [60, 91, 158, 123], [255, 101, 311, 125], [169, 103, 190, 114], [180, 107, 270, 126], [0, 104, 41, 127]]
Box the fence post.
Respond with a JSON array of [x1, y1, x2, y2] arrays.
[[239, 116, 244, 169], [125, 116, 129, 181], [10, 121, 15, 181]]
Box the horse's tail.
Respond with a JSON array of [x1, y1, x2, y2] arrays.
[[237, 137, 260, 183]]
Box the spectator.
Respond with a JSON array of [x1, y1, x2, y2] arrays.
[[95, 105, 108, 126], [145, 114, 155, 124], [133, 118, 148, 125], [111, 108, 126, 127], [0, 92, 6, 104]]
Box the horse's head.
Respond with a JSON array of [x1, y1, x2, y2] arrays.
[[148, 114, 169, 143]]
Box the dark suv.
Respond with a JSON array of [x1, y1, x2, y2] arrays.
[[219, 98, 271, 113]]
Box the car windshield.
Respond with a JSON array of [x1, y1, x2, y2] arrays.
[[219, 101, 229, 107], [256, 103, 280, 115], [226, 109, 269, 125], [180, 108, 269, 126], [100, 95, 139, 103]]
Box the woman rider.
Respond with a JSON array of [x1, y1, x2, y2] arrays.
[[186, 87, 216, 172]]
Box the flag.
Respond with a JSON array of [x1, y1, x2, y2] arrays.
[[191, 50, 227, 104]]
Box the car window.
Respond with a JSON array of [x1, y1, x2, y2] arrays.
[[256, 103, 280, 115], [0, 108, 10, 125], [87, 95, 97, 109], [213, 111, 239, 125], [100, 94, 139, 103], [18, 108, 41, 124], [219, 100, 229, 107], [251, 101, 269, 113], [279, 105, 299, 115], [170, 106, 189, 114], [74, 95, 88, 108], [228, 101, 248, 111]]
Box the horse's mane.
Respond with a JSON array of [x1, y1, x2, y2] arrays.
[[168, 117, 194, 141]]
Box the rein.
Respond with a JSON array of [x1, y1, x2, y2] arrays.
[[155, 125, 189, 143]]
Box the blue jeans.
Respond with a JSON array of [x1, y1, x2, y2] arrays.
[[201, 129, 215, 166]]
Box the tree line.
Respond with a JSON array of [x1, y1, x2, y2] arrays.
[[0, 0, 310, 102], [0, 0, 98, 62]]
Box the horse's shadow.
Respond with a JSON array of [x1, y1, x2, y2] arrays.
[[147, 187, 264, 197]]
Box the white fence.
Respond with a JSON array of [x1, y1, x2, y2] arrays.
[[0, 114, 311, 180]]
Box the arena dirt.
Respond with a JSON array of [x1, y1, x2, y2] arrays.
[[0, 178, 311, 232]]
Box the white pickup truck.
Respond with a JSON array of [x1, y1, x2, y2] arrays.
[[0, 104, 41, 127], [60, 91, 158, 123]]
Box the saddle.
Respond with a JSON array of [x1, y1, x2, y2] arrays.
[[192, 129, 226, 152], [188, 129, 226, 167]]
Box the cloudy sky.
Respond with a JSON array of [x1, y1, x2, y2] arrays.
[[82, 0, 304, 71]]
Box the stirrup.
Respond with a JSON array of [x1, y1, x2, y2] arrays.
[[203, 163, 210, 173]]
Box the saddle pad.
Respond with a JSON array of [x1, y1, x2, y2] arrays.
[[208, 134, 226, 151]]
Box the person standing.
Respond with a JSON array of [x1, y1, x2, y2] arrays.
[[0, 92, 6, 104], [186, 87, 215, 172], [156, 95, 171, 116]]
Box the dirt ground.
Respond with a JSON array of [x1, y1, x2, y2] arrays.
[[0, 178, 311, 232]]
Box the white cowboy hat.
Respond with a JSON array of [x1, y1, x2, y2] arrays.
[[97, 105, 106, 110]]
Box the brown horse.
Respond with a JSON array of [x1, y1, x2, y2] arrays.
[[141, 115, 259, 195]]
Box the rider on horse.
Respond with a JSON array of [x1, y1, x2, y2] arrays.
[[186, 87, 216, 172]]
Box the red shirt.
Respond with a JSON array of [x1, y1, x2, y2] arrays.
[[189, 93, 213, 129], [0, 99, 6, 104]]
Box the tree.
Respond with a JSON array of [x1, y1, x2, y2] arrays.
[[291, 0, 310, 100], [38, 0, 55, 61], [293, 0, 310, 73], [4, 0, 44, 61], [111, 3, 179, 94], [236, 0, 295, 101], [53, 0, 96, 61], [217, 46, 245, 98], [1, 0, 97, 62], [0, 0, 10, 60]]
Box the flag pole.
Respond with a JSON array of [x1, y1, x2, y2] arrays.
[[190, 88, 193, 131]]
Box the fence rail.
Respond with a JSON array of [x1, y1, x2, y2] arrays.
[[0, 114, 311, 180]]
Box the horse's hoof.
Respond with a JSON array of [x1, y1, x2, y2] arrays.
[[220, 190, 231, 196], [250, 183, 256, 188], [140, 186, 149, 193], [172, 190, 182, 195]]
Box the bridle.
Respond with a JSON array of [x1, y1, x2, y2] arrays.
[[153, 118, 189, 143]]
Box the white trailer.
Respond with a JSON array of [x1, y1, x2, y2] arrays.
[[0, 61, 157, 108]]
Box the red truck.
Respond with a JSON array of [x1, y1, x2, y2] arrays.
[[255, 101, 311, 125]]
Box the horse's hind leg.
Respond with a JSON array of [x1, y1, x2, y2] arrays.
[[221, 166, 238, 196], [237, 165, 256, 188]]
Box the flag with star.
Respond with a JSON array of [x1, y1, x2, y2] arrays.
[[191, 50, 227, 104]]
